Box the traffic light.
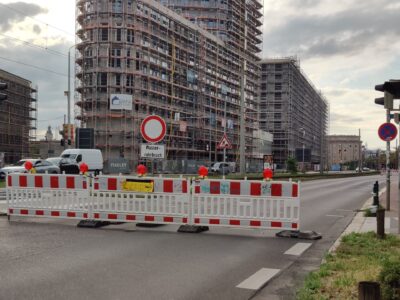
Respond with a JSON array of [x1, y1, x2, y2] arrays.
[[0, 82, 7, 103], [375, 80, 400, 109]]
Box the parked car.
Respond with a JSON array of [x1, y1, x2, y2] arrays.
[[209, 162, 235, 174], [0, 159, 60, 179], [59, 158, 80, 174], [45, 157, 63, 167], [60, 149, 103, 173], [355, 167, 371, 172]]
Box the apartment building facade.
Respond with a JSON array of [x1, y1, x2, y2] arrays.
[[75, 0, 262, 169], [259, 58, 328, 170], [0, 69, 37, 164]]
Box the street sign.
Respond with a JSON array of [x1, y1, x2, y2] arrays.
[[140, 115, 166, 143], [378, 122, 397, 141], [217, 133, 232, 149], [140, 144, 165, 159]]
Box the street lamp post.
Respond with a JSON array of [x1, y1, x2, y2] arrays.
[[299, 128, 305, 172]]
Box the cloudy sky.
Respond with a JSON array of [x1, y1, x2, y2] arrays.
[[0, 0, 399, 149]]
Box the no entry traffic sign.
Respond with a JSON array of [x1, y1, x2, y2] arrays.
[[140, 115, 166, 143], [378, 122, 397, 142]]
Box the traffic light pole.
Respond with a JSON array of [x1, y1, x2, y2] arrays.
[[386, 109, 391, 211], [396, 123, 400, 234]]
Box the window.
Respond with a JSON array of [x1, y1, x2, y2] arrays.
[[116, 28, 121, 41], [127, 30, 134, 43], [115, 74, 121, 86], [100, 28, 108, 41]]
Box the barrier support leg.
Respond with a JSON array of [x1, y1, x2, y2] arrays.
[[177, 178, 209, 233]]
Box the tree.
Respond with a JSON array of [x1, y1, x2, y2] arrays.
[[286, 157, 298, 174]]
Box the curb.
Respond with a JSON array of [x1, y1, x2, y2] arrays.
[[327, 187, 386, 254]]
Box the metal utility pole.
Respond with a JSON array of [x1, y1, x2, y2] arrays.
[[67, 49, 71, 125], [239, 59, 246, 175], [358, 128, 362, 173], [223, 97, 227, 176], [386, 109, 391, 211]]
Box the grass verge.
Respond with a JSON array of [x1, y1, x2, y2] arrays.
[[0, 180, 5, 188], [297, 232, 400, 299]]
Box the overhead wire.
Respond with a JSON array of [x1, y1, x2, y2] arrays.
[[0, 56, 68, 77], [0, 33, 68, 58]]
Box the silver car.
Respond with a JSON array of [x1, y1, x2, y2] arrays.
[[0, 159, 60, 180]]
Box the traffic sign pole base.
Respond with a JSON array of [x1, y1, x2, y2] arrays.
[[178, 225, 209, 233]]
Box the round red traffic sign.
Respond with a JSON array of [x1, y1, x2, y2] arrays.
[[378, 122, 397, 142], [140, 115, 166, 143]]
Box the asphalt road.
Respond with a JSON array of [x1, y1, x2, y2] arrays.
[[0, 174, 385, 300]]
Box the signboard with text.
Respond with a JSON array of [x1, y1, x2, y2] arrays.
[[140, 144, 165, 159], [110, 94, 133, 110]]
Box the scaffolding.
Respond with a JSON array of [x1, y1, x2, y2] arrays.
[[259, 57, 329, 170], [0, 69, 37, 163], [75, 0, 262, 168]]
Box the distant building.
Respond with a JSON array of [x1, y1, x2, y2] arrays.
[[0, 69, 37, 163], [30, 126, 64, 159], [259, 57, 329, 170], [326, 135, 361, 169]]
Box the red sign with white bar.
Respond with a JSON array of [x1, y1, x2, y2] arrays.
[[140, 115, 166, 143]]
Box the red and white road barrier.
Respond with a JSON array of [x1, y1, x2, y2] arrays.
[[6, 174, 301, 232], [90, 175, 190, 224], [192, 179, 300, 230], [7, 173, 89, 219]]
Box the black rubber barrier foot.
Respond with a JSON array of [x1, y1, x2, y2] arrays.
[[77, 220, 111, 228], [136, 223, 165, 227], [177, 225, 209, 233], [276, 230, 322, 240]]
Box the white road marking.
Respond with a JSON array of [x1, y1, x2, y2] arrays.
[[236, 268, 280, 290], [284, 242, 312, 256], [326, 214, 345, 218]]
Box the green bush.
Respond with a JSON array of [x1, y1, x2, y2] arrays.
[[286, 157, 298, 174], [379, 258, 400, 299]]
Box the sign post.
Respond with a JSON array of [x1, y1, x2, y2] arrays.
[[140, 115, 166, 174], [217, 133, 233, 177]]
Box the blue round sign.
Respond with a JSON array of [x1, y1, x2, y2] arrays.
[[378, 122, 397, 141]]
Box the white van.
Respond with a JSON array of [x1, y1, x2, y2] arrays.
[[60, 149, 103, 172]]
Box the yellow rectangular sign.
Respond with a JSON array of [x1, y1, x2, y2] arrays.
[[121, 179, 154, 193]]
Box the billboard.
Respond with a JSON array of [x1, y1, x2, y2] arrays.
[[110, 94, 132, 110]]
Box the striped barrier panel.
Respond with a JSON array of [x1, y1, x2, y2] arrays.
[[90, 175, 190, 224], [7, 173, 90, 220], [191, 179, 300, 230]]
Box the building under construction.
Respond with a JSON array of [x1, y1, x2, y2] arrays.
[[0, 69, 37, 164], [75, 0, 262, 170], [259, 58, 329, 170]]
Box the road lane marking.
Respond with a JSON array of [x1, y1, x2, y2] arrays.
[[326, 214, 345, 218], [284, 242, 312, 256], [236, 268, 280, 290]]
